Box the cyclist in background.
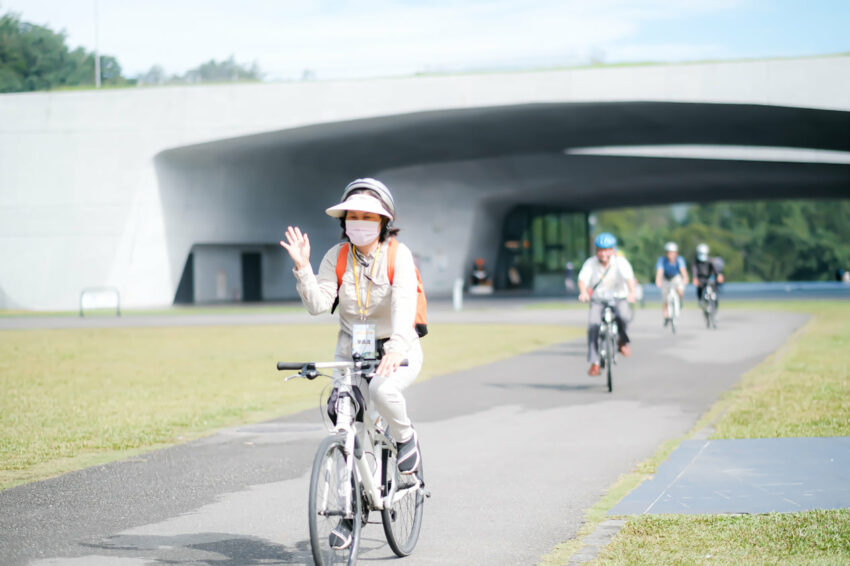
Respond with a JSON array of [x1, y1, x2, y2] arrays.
[[578, 233, 637, 376], [692, 243, 725, 308], [655, 242, 689, 326]]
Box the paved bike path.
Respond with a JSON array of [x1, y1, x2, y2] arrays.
[[0, 308, 806, 565]]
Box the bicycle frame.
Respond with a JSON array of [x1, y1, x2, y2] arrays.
[[598, 302, 619, 359], [600, 303, 619, 341], [304, 362, 423, 517]]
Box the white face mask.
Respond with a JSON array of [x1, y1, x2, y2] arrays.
[[345, 220, 380, 247]]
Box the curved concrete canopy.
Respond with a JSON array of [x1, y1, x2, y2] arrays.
[[156, 101, 850, 299]]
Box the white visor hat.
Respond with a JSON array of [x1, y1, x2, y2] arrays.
[[325, 193, 394, 220]]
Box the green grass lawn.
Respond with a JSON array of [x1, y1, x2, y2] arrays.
[[0, 322, 579, 490], [543, 300, 850, 566], [595, 510, 850, 566]]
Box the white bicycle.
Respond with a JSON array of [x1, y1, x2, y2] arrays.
[[277, 355, 428, 566], [665, 284, 681, 334]]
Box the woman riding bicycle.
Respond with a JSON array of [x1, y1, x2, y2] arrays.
[[280, 178, 423, 548]]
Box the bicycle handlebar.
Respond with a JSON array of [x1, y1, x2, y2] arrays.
[[276, 359, 409, 372]]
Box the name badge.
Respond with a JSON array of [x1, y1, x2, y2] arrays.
[[352, 323, 377, 358]]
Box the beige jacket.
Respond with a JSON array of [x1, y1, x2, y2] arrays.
[[293, 240, 420, 357]]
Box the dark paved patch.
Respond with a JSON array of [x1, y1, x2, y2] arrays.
[[610, 437, 850, 515]]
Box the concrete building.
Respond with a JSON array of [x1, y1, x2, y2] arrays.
[[2, 56, 849, 310]]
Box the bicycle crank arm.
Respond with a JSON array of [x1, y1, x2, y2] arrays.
[[317, 509, 350, 517]]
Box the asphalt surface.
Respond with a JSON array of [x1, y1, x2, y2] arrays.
[[1, 305, 807, 565]]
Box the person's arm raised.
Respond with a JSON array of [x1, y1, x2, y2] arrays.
[[280, 226, 311, 270]]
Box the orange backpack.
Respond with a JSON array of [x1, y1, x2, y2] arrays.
[[334, 239, 428, 337]]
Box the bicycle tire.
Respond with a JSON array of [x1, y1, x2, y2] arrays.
[[381, 445, 425, 556], [309, 433, 362, 566], [670, 294, 679, 334], [605, 331, 614, 393], [598, 327, 606, 370]]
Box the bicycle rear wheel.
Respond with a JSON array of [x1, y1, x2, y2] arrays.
[[381, 446, 425, 556], [605, 331, 615, 392], [309, 433, 362, 566]]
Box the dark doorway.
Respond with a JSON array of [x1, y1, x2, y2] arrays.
[[173, 252, 194, 304], [241, 252, 262, 302], [496, 206, 588, 293]]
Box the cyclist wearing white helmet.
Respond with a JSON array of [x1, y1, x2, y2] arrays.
[[281, 178, 423, 549], [655, 241, 689, 325], [692, 243, 725, 306], [578, 232, 637, 376]]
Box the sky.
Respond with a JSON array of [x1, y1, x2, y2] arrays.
[[3, 0, 849, 81]]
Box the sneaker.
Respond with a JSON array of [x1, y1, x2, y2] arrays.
[[663, 317, 670, 327], [329, 519, 353, 550], [397, 429, 420, 475], [588, 363, 601, 376]]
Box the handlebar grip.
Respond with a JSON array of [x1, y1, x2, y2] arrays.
[[277, 362, 305, 371]]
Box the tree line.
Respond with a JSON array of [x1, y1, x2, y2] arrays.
[[0, 9, 260, 93], [596, 199, 850, 282]]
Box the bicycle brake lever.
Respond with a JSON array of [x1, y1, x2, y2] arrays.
[[284, 374, 301, 382]]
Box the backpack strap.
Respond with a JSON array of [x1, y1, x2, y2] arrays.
[[386, 238, 399, 284], [336, 243, 349, 287], [331, 243, 349, 314]]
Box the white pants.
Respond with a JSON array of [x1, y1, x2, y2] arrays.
[[335, 333, 422, 444], [661, 275, 685, 300]]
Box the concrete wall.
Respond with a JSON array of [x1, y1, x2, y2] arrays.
[[191, 244, 289, 303], [1, 56, 849, 310]]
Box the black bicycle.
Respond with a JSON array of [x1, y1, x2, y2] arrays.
[[597, 301, 619, 393], [702, 280, 718, 329], [277, 355, 428, 565]]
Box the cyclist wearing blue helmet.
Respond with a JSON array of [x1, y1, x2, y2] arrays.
[[577, 232, 637, 376], [655, 242, 689, 325]]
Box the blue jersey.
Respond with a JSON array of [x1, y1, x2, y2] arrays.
[[656, 255, 686, 280]]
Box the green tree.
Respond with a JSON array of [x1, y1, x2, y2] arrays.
[[180, 55, 262, 84], [0, 10, 131, 92], [595, 199, 850, 283]]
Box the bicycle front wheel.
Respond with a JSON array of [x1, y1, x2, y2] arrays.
[[670, 295, 679, 334], [309, 433, 362, 566], [605, 332, 615, 392], [381, 446, 425, 557]]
